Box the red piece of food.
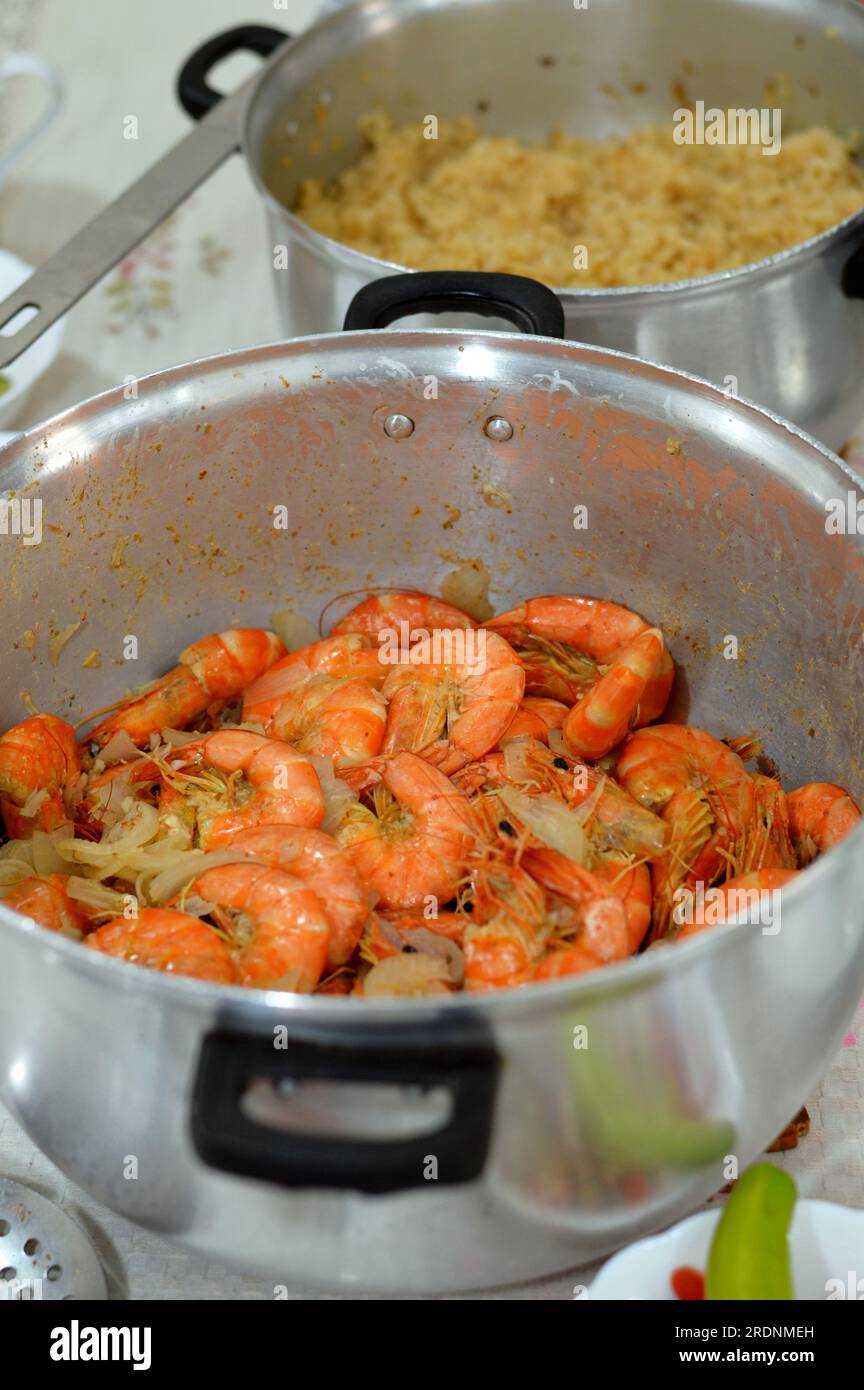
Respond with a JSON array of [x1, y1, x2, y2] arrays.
[[671, 1265, 705, 1300]]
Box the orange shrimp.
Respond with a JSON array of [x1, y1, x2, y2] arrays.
[[336, 751, 475, 909], [534, 942, 606, 980], [242, 634, 384, 725], [563, 627, 668, 760], [498, 697, 568, 745], [485, 594, 674, 721], [267, 677, 388, 768], [520, 848, 635, 961], [330, 590, 476, 642], [746, 774, 796, 871], [85, 628, 285, 750], [1, 874, 89, 937], [0, 714, 81, 839], [224, 826, 369, 967], [616, 724, 756, 942], [165, 730, 324, 847], [463, 858, 548, 991], [454, 738, 668, 864], [380, 630, 525, 775], [85, 907, 238, 983], [677, 868, 798, 940], [787, 782, 861, 865], [181, 862, 332, 991]]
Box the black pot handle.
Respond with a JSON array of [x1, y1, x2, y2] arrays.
[[191, 1029, 498, 1194], [177, 25, 288, 121], [344, 271, 566, 338], [842, 241, 864, 299]]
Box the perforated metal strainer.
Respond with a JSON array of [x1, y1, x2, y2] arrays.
[[0, 1179, 107, 1300]]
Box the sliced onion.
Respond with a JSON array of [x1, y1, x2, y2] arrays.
[[66, 877, 128, 915], [99, 729, 139, 766], [401, 928, 464, 984], [308, 754, 358, 834], [547, 728, 568, 758], [20, 788, 49, 819], [32, 827, 75, 877], [159, 727, 202, 747], [498, 785, 591, 866], [102, 801, 160, 848], [363, 953, 453, 997], [271, 607, 319, 653], [148, 849, 266, 904]]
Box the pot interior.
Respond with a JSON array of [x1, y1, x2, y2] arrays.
[[252, 0, 864, 222], [2, 330, 863, 801]]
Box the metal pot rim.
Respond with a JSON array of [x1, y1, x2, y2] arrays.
[[241, 0, 864, 302], [1, 327, 862, 1024]]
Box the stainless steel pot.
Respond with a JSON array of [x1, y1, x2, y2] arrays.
[[225, 0, 864, 449], [1, 272, 863, 1293], [3, 0, 864, 450]]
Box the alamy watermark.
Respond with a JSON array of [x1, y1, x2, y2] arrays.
[[377, 623, 487, 672], [673, 883, 782, 935], [673, 101, 781, 156], [0, 496, 42, 545]]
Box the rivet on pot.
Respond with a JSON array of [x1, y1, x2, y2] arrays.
[[383, 413, 415, 439], [485, 415, 514, 441]]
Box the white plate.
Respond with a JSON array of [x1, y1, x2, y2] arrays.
[[587, 1201, 864, 1300], [0, 249, 64, 428]]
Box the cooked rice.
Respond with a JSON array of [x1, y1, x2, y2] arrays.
[[295, 112, 864, 288]]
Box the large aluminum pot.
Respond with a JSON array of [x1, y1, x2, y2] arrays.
[[1, 273, 863, 1294], [178, 0, 864, 448]]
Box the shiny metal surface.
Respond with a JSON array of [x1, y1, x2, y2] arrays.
[[0, 1179, 107, 1300], [248, 0, 864, 446], [1, 329, 863, 1292]]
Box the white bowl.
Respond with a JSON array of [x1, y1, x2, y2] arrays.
[[0, 249, 64, 428], [587, 1201, 864, 1300]]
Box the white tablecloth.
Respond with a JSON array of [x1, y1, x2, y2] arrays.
[[1, 0, 863, 1300]]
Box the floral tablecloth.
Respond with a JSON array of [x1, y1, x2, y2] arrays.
[[0, 0, 863, 1301]]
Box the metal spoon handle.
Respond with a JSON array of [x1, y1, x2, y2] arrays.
[[0, 71, 259, 373]]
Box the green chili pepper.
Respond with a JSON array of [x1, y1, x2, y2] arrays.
[[705, 1163, 796, 1300]]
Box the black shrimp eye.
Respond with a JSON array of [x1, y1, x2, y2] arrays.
[[402, 944, 418, 954], [553, 757, 568, 769], [499, 819, 516, 836], [463, 900, 474, 913]]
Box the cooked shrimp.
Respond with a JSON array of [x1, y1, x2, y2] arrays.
[[336, 750, 474, 909], [677, 868, 798, 940], [86, 628, 285, 750], [166, 730, 324, 847], [520, 848, 634, 961], [787, 782, 861, 865], [0, 714, 81, 839], [181, 861, 332, 991], [534, 942, 606, 980], [268, 677, 388, 768], [616, 724, 756, 942], [380, 630, 525, 775], [224, 826, 369, 967], [563, 627, 668, 760], [746, 774, 796, 871], [1, 873, 88, 937], [85, 907, 237, 983], [498, 697, 569, 745], [463, 858, 548, 991], [242, 634, 384, 725], [455, 738, 668, 864], [486, 594, 674, 721], [330, 590, 476, 642]]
